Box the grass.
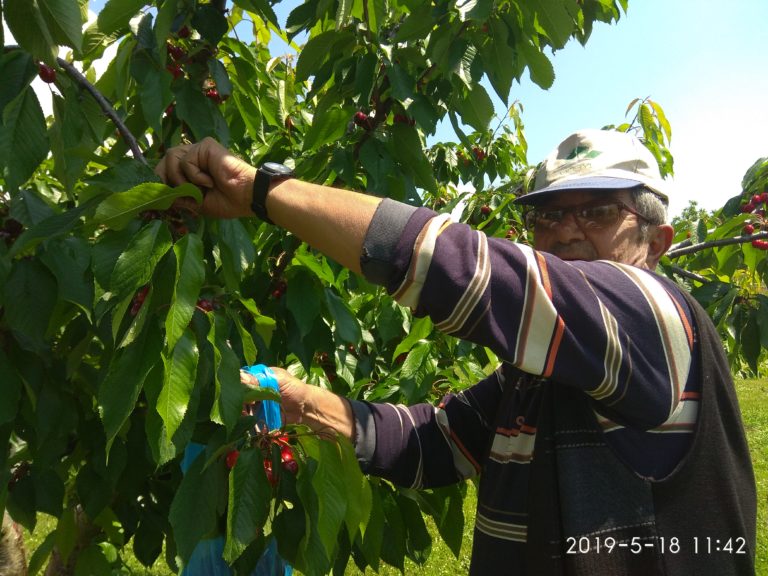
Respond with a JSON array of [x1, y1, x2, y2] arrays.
[[21, 379, 767, 575]]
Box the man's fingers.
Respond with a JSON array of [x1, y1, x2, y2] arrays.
[[240, 370, 260, 387]]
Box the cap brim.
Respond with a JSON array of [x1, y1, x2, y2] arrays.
[[514, 177, 653, 206]]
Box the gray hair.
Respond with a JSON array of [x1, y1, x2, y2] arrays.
[[632, 187, 668, 240]]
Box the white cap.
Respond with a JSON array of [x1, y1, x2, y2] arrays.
[[516, 129, 669, 205]]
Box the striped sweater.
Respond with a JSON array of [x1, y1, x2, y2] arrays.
[[353, 200, 705, 574]]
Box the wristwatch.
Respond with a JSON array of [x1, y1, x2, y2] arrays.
[[251, 162, 295, 224]]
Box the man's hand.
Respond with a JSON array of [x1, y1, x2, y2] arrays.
[[240, 366, 355, 440], [155, 137, 256, 219]]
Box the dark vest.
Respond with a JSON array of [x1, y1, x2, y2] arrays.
[[525, 289, 757, 575]]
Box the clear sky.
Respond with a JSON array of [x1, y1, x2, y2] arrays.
[[76, 1, 766, 217]]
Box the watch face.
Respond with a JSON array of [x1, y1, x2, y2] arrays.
[[262, 162, 294, 176]]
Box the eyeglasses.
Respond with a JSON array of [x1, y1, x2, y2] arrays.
[[523, 201, 649, 231]]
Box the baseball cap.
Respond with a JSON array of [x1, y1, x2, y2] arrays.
[[515, 129, 669, 205]]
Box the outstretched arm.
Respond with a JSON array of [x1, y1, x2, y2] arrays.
[[156, 137, 382, 275]]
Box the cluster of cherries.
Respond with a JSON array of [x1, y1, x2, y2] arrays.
[[140, 207, 193, 238], [225, 430, 298, 487], [740, 192, 768, 250], [164, 25, 229, 108]]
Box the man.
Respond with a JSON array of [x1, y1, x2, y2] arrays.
[[157, 129, 756, 575]]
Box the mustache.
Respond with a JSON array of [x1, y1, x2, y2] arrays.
[[546, 241, 598, 261]]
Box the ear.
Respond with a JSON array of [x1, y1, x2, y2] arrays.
[[646, 224, 674, 268]]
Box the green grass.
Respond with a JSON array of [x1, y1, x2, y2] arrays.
[[736, 377, 768, 575], [22, 379, 767, 575]]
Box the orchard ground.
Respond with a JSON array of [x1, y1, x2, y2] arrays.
[[22, 378, 767, 575]]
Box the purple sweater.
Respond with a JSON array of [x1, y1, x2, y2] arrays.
[[351, 200, 700, 573]]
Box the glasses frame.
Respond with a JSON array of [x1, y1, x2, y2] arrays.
[[523, 200, 649, 231]]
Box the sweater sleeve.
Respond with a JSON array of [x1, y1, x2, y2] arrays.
[[358, 201, 696, 430]]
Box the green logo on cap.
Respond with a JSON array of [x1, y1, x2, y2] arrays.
[[566, 146, 602, 160]]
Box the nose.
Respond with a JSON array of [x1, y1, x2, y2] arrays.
[[551, 211, 586, 243]]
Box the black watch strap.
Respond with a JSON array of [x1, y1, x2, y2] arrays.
[[251, 162, 294, 224]]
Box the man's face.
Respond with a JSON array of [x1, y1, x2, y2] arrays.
[[528, 190, 653, 267]]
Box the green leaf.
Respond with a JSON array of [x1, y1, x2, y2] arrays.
[[0, 51, 37, 117], [454, 83, 494, 132], [325, 288, 362, 344], [0, 87, 50, 191], [176, 79, 230, 145], [93, 183, 202, 230], [397, 492, 432, 564], [99, 325, 163, 454], [158, 330, 199, 442], [394, 2, 433, 42], [166, 234, 206, 351], [192, 4, 229, 46], [218, 219, 255, 291], [0, 350, 23, 425], [39, 0, 84, 51], [170, 447, 228, 563], [4, 0, 57, 62], [131, 50, 173, 135], [311, 441, 348, 560], [96, 0, 147, 35], [224, 449, 272, 562], [518, 40, 555, 90], [3, 259, 57, 353], [649, 99, 672, 141], [286, 269, 322, 338], [39, 237, 94, 316], [484, 18, 515, 104], [74, 544, 112, 575], [208, 313, 247, 433], [529, 0, 574, 49], [390, 123, 438, 194], [295, 30, 337, 82], [110, 220, 173, 301], [86, 158, 161, 194], [392, 316, 433, 360], [302, 104, 349, 153], [10, 201, 95, 258], [339, 438, 372, 540]]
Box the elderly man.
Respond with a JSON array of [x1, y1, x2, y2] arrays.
[[157, 129, 756, 575]]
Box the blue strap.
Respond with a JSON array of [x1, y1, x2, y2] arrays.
[[242, 364, 282, 431]]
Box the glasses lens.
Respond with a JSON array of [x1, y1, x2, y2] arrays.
[[577, 204, 621, 228]]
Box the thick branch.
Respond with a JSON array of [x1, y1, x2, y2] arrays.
[[666, 231, 768, 259], [55, 57, 147, 165]]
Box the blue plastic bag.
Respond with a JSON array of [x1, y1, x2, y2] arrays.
[[180, 365, 292, 576]]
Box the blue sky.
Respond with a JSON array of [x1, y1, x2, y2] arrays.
[[83, 0, 766, 217]]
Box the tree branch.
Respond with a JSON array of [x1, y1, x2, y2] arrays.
[[666, 231, 768, 259], [55, 57, 148, 165], [664, 264, 709, 284]]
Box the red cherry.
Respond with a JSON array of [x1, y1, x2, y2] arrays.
[[480, 205, 492, 215], [166, 63, 183, 79], [205, 88, 221, 103], [166, 43, 186, 61], [271, 289, 283, 299], [165, 103, 175, 116], [282, 459, 298, 475], [760, 192, 768, 203], [225, 450, 239, 469], [744, 224, 755, 235], [742, 203, 755, 214], [263, 459, 278, 486], [38, 63, 56, 83], [177, 25, 191, 39], [752, 194, 762, 205], [280, 446, 294, 462], [196, 299, 214, 312], [472, 147, 486, 161], [353, 111, 372, 130]]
